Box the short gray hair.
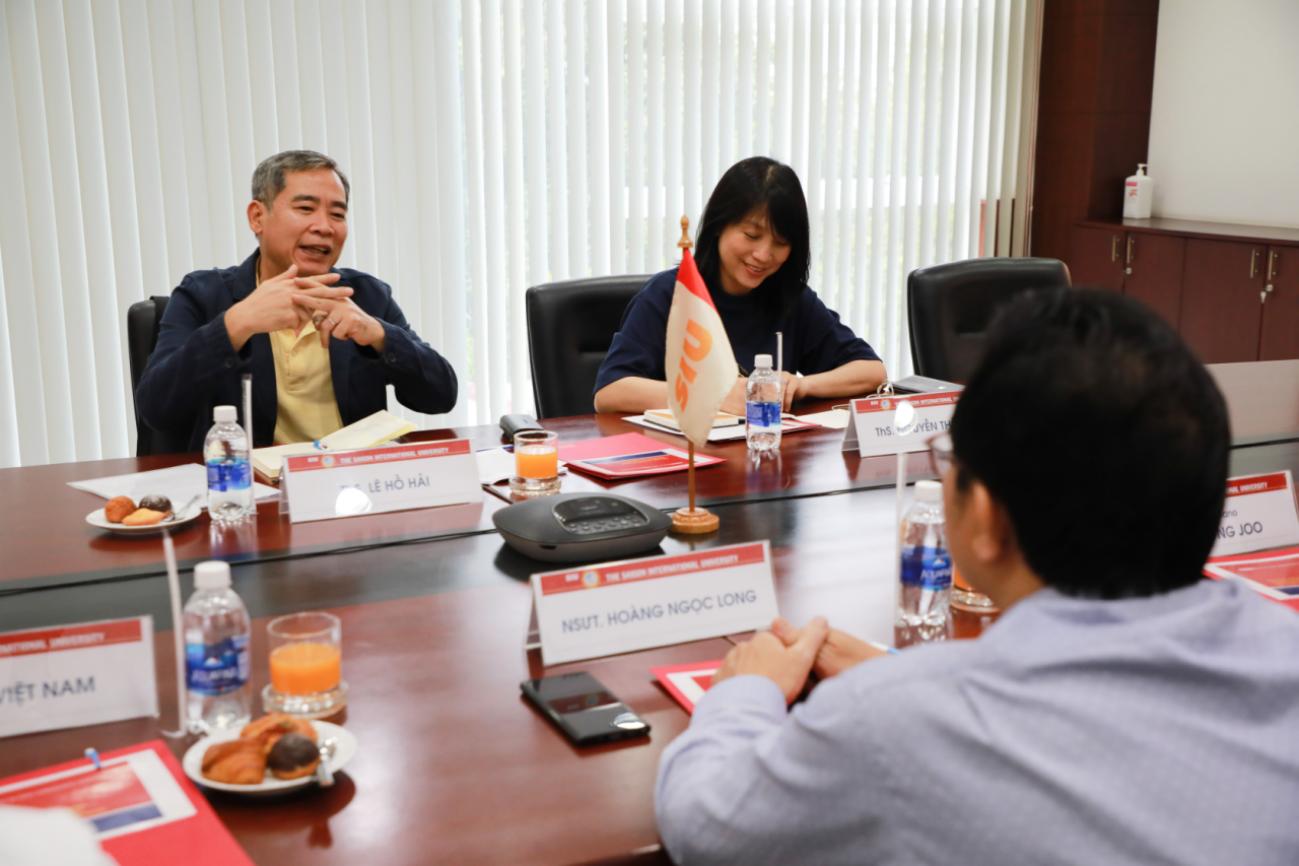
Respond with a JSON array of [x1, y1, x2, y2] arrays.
[[250, 150, 350, 207]]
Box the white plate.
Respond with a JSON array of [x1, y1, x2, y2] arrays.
[[181, 720, 357, 795], [85, 504, 203, 534]]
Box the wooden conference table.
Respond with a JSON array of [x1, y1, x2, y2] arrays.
[[2, 370, 1298, 865]]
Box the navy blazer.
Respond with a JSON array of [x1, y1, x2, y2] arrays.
[[136, 252, 457, 451], [593, 268, 880, 396]]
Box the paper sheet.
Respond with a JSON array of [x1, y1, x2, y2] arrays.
[[69, 464, 279, 505], [624, 414, 820, 441], [794, 408, 850, 430]]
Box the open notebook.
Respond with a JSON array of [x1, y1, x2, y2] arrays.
[[251, 410, 415, 480], [642, 408, 743, 431]]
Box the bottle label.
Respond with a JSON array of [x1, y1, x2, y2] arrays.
[[900, 545, 952, 590], [207, 458, 251, 492], [746, 401, 781, 429], [185, 634, 250, 695]]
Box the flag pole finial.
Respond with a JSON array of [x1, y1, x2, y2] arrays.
[[678, 215, 692, 251]]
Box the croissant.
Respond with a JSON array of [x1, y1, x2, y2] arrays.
[[241, 712, 316, 754], [201, 738, 266, 785]]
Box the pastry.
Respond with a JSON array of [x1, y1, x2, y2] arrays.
[[267, 732, 321, 780], [104, 496, 136, 523], [201, 738, 267, 785], [138, 494, 173, 513], [241, 713, 316, 754], [122, 507, 167, 526]]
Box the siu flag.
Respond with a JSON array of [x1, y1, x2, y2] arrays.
[[666, 249, 738, 446]]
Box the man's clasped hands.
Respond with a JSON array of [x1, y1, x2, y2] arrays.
[[224, 264, 386, 352], [711, 616, 891, 703]]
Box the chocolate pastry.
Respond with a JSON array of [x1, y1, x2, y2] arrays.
[[104, 496, 136, 523], [267, 732, 321, 780], [201, 738, 267, 785], [138, 494, 173, 513]]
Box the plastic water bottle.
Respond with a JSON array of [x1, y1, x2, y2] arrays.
[[184, 560, 251, 734], [896, 480, 952, 632], [205, 405, 253, 525], [745, 353, 783, 454]]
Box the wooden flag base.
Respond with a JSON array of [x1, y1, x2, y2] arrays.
[[671, 506, 719, 534]]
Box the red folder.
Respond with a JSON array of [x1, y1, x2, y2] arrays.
[[651, 660, 722, 714], [559, 432, 724, 480], [1204, 545, 1299, 612], [0, 740, 252, 866]]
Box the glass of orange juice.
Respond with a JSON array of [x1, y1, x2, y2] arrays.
[[262, 612, 347, 719], [950, 564, 1000, 615], [509, 429, 560, 498]]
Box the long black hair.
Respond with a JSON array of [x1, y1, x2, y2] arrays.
[[693, 157, 811, 321]]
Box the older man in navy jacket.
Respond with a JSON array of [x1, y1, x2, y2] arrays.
[[137, 150, 456, 451]]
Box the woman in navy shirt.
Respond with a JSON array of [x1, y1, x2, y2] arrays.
[[593, 157, 886, 414]]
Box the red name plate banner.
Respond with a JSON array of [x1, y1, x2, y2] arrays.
[[0, 620, 144, 659]]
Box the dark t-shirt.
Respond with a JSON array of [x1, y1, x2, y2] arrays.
[[593, 268, 880, 394]]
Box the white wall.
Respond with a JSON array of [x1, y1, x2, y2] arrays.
[[1147, 0, 1299, 228]]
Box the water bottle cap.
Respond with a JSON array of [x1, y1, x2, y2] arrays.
[[914, 479, 942, 502], [213, 405, 237, 423], [194, 560, 232, 590], [754, 354, 773, 369]]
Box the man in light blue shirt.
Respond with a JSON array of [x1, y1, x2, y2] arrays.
[[656, 290, 1299, 865]]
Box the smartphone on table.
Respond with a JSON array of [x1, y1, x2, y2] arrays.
[[520, 671, 651, 746]]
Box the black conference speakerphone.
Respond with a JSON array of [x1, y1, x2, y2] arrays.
[[492, 493, 671, 563]]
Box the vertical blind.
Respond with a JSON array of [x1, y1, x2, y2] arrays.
[[0, 0, 1041, 468]]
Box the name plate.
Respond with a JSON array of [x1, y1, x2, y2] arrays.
[[281, 440, 481, 523], [1211, 470, 1299, 558], [842, 392, 959, 456], [530, 541, 779, 666], [0, 617, 158, 737]]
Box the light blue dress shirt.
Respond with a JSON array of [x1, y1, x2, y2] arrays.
[[656, 580, 1299, 865]]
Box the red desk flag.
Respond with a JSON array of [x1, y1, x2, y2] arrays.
[[666, 249, 739, 447]]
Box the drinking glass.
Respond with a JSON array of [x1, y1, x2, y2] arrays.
[[509, 430, 561, 497], [262, 611, 347, 718], [950, 565, 1001, 614]]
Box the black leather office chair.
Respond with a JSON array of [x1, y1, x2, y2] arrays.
[[907, 257, 1071, 382], [127, 295, 187, 456], [525, 275, 649, 418]]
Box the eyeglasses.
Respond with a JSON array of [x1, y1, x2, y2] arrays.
[[927, 431, 954, 477]]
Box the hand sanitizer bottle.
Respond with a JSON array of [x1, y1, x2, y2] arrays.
[[1123, 163, 1154, 219]]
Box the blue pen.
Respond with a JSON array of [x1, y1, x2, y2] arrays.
[[84, 747, 102, 770]]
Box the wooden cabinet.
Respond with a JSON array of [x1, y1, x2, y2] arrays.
[[1069, 225, 1125, 291], [1067, 219, 1299, 363], [1068, 225, 1185, 327], [1180, 240, 1265, 363], [1123, 234, 1186, 329], [1182, 241, 1298, 363], [1260, 247, 1299, 361]]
